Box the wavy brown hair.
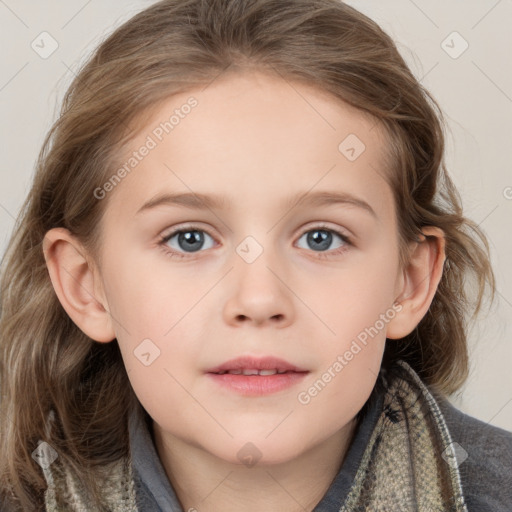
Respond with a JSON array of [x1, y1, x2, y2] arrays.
[[0, 0, 495, 509]]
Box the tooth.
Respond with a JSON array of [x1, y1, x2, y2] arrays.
[[277, 369, 287, 374], [242, 369, 259, 375], [227, 369, 242, 375], [258, 369, 278, 376]]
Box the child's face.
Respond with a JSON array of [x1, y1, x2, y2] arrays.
[[95, 71, 404, 464]]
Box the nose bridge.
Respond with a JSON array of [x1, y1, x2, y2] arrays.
[[223, 230, 294, 326], [229, 206, 279, 268], [233, 231, 282, 296]]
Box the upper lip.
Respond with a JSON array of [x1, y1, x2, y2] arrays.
[[206, 355, 309, 374]]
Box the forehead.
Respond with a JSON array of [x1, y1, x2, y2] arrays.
[[103, 70, 394, 223]]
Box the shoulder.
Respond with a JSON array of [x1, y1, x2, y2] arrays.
[[435, 393, 512, 511]]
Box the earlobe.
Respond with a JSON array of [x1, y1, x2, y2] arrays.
[[386, 227, 446, 340], [42, 227, 116, 343]]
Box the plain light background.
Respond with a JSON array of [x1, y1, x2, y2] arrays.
[[0, 0, 511, 431]]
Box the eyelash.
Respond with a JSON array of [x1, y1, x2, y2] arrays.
[[157, 223, 353, 260]]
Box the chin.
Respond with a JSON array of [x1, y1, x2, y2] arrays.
[[203, 434, 311, 468]]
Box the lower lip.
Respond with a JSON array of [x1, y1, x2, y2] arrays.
[[206, 372, 309, 396]]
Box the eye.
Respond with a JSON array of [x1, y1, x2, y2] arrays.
[[159, 226, 216, 259], [158, 223, 353, 260], [296, 225, 352, 258]]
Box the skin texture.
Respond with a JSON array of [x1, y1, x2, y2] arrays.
[[43, 71, 446, 511]]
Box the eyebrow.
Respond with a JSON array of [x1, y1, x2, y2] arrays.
[[136, 190, 377, 218]]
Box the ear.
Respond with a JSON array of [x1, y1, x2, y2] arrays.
[[386, 226, 446, 340], [42, 227, 116, 343]]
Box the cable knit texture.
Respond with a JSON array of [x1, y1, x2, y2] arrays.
[[43, 454, 137, 511]]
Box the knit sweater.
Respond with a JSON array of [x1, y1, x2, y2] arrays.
[[7, 360, 512, 511]]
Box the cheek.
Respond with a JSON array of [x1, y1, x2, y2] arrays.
[[99, 251, 205, 404], [304, 240, 398, 409], [315, 245, 400, 338], [296, 281, 391, 437], [103, 247, 198, 336], [293, 343, 383, 453]]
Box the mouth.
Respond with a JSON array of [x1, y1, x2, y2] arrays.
[[211, 368, 302, 376], [205, 355, 308, 375], [205, 355, 309, 396]]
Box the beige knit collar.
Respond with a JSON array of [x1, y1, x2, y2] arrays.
[[340, 360, 467, 511]]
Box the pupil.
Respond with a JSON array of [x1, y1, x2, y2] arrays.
[[179, 231, 203, 252], [308, 230, 331, 251]]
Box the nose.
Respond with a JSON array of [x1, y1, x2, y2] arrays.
[[222, 248, 295, 328]]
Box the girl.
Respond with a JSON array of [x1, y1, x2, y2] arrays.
[[1, 0, 511, 510]]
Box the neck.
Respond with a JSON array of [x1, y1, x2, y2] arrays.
[[152, 417, 358, 512]]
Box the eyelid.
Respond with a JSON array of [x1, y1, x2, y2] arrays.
[[298, 221, 352, 240], [160, 222, 216, 241]]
